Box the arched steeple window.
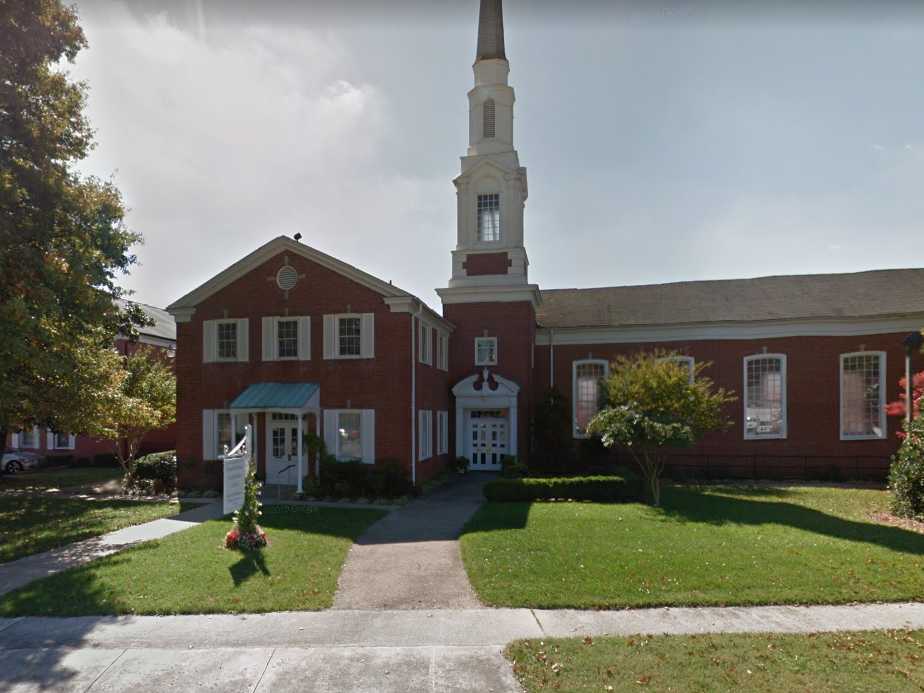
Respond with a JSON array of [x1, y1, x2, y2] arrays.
[[483, 99, 496, 139]]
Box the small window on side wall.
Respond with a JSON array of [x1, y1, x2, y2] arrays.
[[475, 337, 498, 366], [743, 354, 787, 439], [573, 359, 609, 438]]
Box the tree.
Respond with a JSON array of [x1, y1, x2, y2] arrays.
[[587, 351, 735, 506], [0, 0, 144, 452], [96, 347, 177, 478], [886, 371, 924, 435]]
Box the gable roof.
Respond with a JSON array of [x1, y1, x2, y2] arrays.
[[116, 298, 176, 342], [167, 236, 450, 329], [537, 268, 924, 329]]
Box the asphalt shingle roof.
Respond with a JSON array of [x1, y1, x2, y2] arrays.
[[537, 268, 924, 329]]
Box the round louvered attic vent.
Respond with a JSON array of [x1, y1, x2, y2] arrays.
[[276, 265, 299, 291]]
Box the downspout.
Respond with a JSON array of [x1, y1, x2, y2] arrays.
[[411, 305, 422, 486], [549, 328, 555, 388]]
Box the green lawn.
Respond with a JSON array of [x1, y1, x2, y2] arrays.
[[0, 496, 182, 563], [506, 630, 924, 692], [460, 485, 924, 608], [0, 466, 121, 491], [0, 505, 385, 615]]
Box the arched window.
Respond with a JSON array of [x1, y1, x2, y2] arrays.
[[483, 98, 496, 139]]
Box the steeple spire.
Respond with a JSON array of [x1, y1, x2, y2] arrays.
[[476, 0, 506, 61]]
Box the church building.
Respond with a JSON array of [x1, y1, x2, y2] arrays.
[[168, 0, 924, 490]]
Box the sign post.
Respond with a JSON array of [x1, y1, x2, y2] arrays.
[[221, 424, 251, 515]]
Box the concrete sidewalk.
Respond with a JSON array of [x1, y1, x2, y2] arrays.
[[0, 501, 222, 598], [333, 473, 492, 609], [2, 603, 924, 692]]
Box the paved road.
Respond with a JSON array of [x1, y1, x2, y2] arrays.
[[3, 603, 924, 691], [333, 473, 492, 609]]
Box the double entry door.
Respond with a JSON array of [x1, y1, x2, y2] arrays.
[[467, 411, 508, 471], [267, 414, 299, 485]]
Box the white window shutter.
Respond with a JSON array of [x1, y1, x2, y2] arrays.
[[237, 319, 249, 362], [360, 313, 375, 358], [68, 434, 76, 450], [323, 409, 339, 456], [298, 316, 311, 360], [323, 315, 336, 359], [203, 321, 216, 363], [262, 317, 275, 361], [202, 410, 216, 459], [361, 409, 375, 465], [46, 430, 53, 449], [11, 432, 19, 449]]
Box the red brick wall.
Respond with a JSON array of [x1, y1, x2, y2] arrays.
[[414, 320, 453, 482], [463, 252, 510, 276], [174, 250, 414, 490], [535, 332, 923, 477], [443, 300, 536, 462]]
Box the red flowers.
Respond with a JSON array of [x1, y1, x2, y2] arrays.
[[886, 371, 924, 438], [224, 526, 268, 550]]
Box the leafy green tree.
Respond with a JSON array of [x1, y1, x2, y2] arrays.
[[0, 0, 144, 452], [587, 351, 735, 506], [95, 346, 177, 477]]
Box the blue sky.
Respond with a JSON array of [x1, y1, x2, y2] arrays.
[[72, 0, 924, 310]]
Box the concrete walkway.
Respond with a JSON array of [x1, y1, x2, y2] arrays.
[[0, 501, 222, 598], [333, 473, 492, 609], [2, 603, 924, 692]]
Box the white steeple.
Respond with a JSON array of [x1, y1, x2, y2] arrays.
[[441, 0, 533, 295]]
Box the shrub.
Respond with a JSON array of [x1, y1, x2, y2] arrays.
[[125, 450, 177, 494], [453, 456, 470, 473], [226, 464, 266, 550], [484, 475, 640, 503], [889, 418, 924, 520], [500, 455, 527, 479], [318, 458, 411, 499]]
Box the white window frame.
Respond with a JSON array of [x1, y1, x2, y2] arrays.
[[204, 318, 249, 363], [660, 355, 695, 383], [477, 192, 501, 243], [418, 410, 433, 461], [19, 425, 40, 449], [216, 320, 239, 361], [436, 332, 449, 371], [839, 351, 887, 441], [572, 359, 609, 439], [743, 353, 788, 441], [335, 410, 364, 461], [322, 409, 375, 464], [474, 337, 498, 366], [203, 409, 248, 459], [262, 316, 310, 361], [50, 431, 76, 450], [437, 410, 449, 455], [323, 313, 374, 360], [419, 321, 433, 366]]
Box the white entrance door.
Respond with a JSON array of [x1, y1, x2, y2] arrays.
[[267, 415, 299, 485], [467, 413, 508, 471]]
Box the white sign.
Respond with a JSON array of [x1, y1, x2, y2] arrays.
[[221, 424, 251, 515]]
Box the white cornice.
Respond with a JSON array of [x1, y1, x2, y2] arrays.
[[167, 236, 412, 320], [536, 314, 924, 345], [383, 297, 454, 332], [437, 284, 542, 310]]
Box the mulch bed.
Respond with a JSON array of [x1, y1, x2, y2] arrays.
[[870, 511, 924, 534]]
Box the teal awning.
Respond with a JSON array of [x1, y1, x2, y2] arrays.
[[229, 382, 320, 410]]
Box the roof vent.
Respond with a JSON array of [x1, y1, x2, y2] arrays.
[[276, 265, 299, 291]]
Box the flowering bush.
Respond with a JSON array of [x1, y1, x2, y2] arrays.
[[885, 371, 924, 438], [225, 464, 267, 550], [889, 417, 924, 520]]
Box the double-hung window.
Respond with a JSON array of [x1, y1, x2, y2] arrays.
[[436, 332, 449, 371], [19, 426, 38, 449], [475, 337, 497, 366], [52, 431, 74, 449], [477, 193, 500, 242], [276, 319, 298, 358], [573, 359, 608, 437], [743, 354, 787, 439], [338, 317, 361, 357], [840, 352, 886, 440], [217, 322, 237, 360], [419, 321, 432, 365], [418, 410, 433, 461], [437, 411, 449, 455], [336, 411, 363, 460]]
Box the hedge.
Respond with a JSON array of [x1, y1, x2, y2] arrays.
[[483, 475, 640, 503], [126, 450, 177, 494]]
